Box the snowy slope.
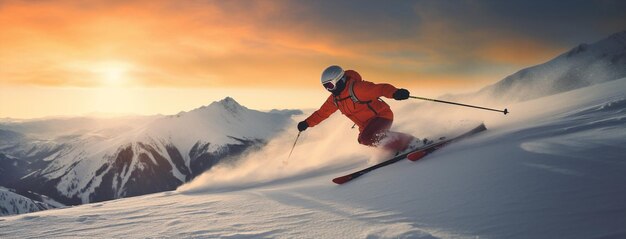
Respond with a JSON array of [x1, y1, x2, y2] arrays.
[[1, 77, 624, 238], [0, 187, 53, 216], [0, 98, 298, 205], [477, 30, 626, 102]]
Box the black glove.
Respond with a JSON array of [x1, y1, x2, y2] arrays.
[[393, 88, 410, 100], [297, 121, 309, 132]]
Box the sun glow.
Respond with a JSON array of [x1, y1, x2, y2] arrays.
[[93, 61, 133, 87]]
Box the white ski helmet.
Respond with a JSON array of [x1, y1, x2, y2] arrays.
[[321, 65, 345, 91]]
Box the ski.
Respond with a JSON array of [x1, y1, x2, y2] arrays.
[[332, 123, 487, 185]]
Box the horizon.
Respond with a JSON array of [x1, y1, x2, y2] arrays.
[[0, 95, 301, 121], [1, 1, 625, 118]]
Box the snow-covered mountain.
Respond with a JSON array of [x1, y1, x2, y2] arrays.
[[0, 97, 300, 206], [0, 187, 54, 216], [477, 30, 626, 102]]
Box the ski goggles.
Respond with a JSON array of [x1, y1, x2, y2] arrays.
[[322, 76, 344, 91]]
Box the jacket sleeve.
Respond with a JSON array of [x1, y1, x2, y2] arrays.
[[353, 80, 398, 101], [305, 96, 338, 127]]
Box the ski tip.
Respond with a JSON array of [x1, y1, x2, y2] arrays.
[[332, 175, 352, 185], [407, 151, 427, 161], [479, 123, 487, 131]]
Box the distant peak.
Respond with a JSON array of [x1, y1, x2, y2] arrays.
[[220, 97, 238, 104], [610, 30, 626, 38], [608, 30, 626, 46], [208, 97, 247, 113], [214, 97, 241, 107]]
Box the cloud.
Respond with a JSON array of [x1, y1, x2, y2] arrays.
[[1, 0, 624, 90]]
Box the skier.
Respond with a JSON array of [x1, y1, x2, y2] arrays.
[[297, 65, 419, 153]]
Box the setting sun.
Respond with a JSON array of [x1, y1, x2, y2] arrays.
[[93, 61, 132, 87], [0, 0, 624, 119]]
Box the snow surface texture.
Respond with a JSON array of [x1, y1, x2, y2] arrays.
[[1, 77, 625, 238]]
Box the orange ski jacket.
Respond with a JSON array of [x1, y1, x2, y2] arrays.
[[305, 70, 398, 132]]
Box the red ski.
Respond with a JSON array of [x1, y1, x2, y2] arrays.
[[332, 123, 487, 185]]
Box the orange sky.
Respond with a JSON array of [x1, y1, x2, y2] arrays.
[[1, 0, 624, 118]]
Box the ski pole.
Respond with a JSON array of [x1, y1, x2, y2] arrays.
[[286, 131, 301, 161], [409, 96, 509, 115]]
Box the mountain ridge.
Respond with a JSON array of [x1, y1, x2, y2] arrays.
[[476, 30, 626, 102], [0, 97, 299, 208]]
